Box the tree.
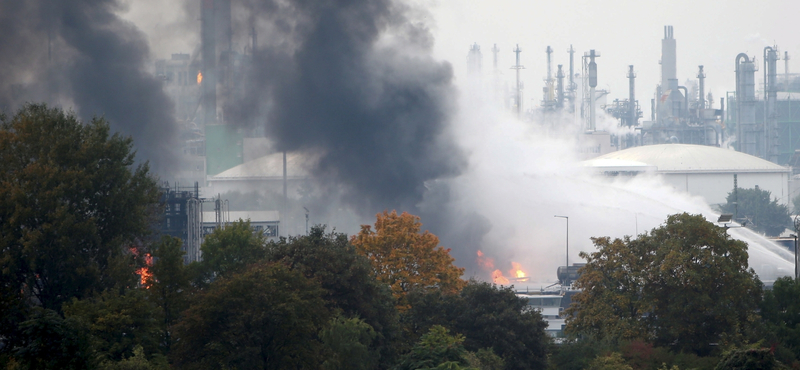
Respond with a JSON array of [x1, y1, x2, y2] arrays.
[[268, 226, 399, 367], [0, 104, 160, 314], [761, 277, 800, 360], [404, 281, 550, 370], [715, 348, 784, 370], [147, 236, 192, 352], [720, 186, 790, 236], [586, 352, 632, 370], [171, 262, 330, 370], [351, 211, 466, 310], [192, 219, 267, 284], [63, 288, 162, 363], [320, 315, 378, 370], [13, 307, 95, 370], [394, 325, 475, 370], [566, 213, 763, 356]]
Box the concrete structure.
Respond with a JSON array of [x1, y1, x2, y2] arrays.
[[582, 144, 791, 206], [517, 293, 565, 338]]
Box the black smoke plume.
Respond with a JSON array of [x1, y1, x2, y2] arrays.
[[229, 0, 465, 212], [0, 0, 177, 175]]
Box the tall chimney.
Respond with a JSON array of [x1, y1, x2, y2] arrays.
[[661, 26, 676, 92]]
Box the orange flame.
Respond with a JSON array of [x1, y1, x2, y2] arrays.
[[134, 252, 153, 287], [492, 269, 510, 285], [197, 71, 203, 85], [510, 262, 528, 281], [476, 250, 495, 270]]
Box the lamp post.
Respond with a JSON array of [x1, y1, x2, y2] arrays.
[[792, 233, 798, 280], [555, 215, 569, 281]]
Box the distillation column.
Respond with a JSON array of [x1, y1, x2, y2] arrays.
[[568, 45, 576, 112], [557, 65, 565, 109], [736, 53, 758, 156], [588, 50, 599, 131], [764, 46, 779, 163], [511, 44, 525, 117]]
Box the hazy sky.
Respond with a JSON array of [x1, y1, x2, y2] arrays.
[[122, 0, 800, 120], [429, 0, 800, 118]]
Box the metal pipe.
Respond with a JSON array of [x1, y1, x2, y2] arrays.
[[678, 86, 688, 118]]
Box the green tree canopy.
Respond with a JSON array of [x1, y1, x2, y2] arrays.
[[404, 280, 550, 370], [146, 236, 192, 352], [0, 104, 160, 314], [320, 315, 378, 370], [394, 325, 474, 370], [171, 262, 330, 370], [63, 288, 162, 363], [268, 226, 399, 367], [761, 276, 800, 361], [566, 213, 763, 356], [191, 219, 267, 284], [720, 186, 790, 236]]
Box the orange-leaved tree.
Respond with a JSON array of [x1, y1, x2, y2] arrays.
[[351, 210, 466, 310]]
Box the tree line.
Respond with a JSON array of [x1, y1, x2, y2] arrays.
[[4, 104, 800, 370], [0, 105, 547, 369]]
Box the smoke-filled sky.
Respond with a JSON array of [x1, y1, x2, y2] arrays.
[[0, 0, 178, 175], [124, 0, 800, 119], [3, 0, 796, 281]]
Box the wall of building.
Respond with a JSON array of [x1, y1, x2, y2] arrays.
[[659, 171, 789, 206]]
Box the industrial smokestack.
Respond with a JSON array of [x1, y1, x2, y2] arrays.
[[628, 65, 636, 127], [697, 65, 706, 113], [661, 25, 676, 92], [764, 46, 779, 163], [587, 49, 599, 131]]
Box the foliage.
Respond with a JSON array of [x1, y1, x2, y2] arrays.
[[761, 276, 800, 360], [63, 288, 162, 363], [566, 213, 763, 356], [394, 325, 475, 370], [720, 186, 790, 236], [98, 345, 168, 370], [192, 219, 267, 284], [714, 348, 782, 370], [12, 307, 95, 370], [320, 315, 378, 370], [405, 280, 550, 370], [464, 348, 505, 370], [351, 210, 466, 310], [586, 352, 633, 370], [268, 225, 399, 367], [146, 236, 191, 352], [547, 339, 612, 370], [171, 262, 330, 370], [0, 103, 159, 313]]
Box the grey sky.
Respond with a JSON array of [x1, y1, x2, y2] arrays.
[[429, 0, 800, 118]]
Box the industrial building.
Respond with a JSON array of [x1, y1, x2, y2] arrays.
[[582, 144, 791, 206], [201, 211, 280, 239]]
